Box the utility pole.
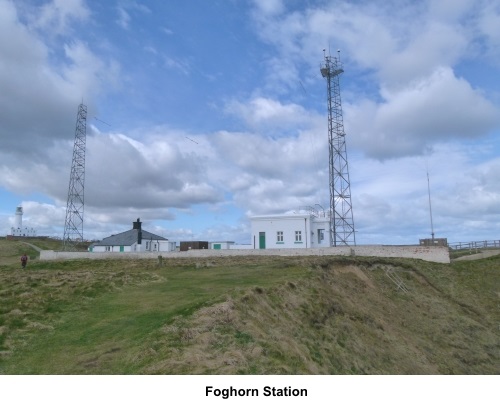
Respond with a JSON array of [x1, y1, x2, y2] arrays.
[[427, 170, 435, 242]]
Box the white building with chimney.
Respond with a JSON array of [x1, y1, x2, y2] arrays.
[[89, 218, 176, 252]]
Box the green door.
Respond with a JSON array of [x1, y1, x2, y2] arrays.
[[214, 244, 221, 250], [120, 246, 124, 252], [259, 232, 266, 249]]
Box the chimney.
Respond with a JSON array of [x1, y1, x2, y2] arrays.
[[133, 218, 142, 245], [133, 218, 142, 230]]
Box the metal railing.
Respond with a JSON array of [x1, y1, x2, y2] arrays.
[[385, 269, 409, 293], [448, 240, 500, 251]]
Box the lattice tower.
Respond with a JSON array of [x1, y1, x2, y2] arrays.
[[62, 103, 87, 250], [320, 51, 356, 246]]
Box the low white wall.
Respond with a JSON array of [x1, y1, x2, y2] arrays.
[[39, 245, 450, 263]]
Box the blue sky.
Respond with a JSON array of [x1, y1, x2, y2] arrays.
[[1, 0, 499, 245]]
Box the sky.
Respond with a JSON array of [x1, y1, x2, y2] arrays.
[[1, 0, 499, 246]]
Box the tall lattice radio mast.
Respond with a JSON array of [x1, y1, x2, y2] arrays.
[[320, 50, 356, 246], [62, 103, 87, 250]]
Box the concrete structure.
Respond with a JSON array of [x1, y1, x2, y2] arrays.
[[89, 218, 175, 253], [40, 244, 450, 264], [251, 208, 330, 249], [180, 241, 209, 251], [10, 206, 36, 237], [210, 241, 235, 250], [419, 238, 448, 247], [228, 244, 253, 250]]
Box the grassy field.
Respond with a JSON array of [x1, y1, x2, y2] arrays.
[[0, 237, 498, 374]]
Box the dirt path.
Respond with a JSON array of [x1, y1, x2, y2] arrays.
[[453, 249, 500, 261], [20, 241, 42, 252]]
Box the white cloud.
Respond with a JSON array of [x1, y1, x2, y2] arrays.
[[251, 0, 284, 17], [225, 97, 320, 131], [346, 67, 500, 159], [2, 0, 500, 245], [250, 0, 499, 91], [211, 128, 330, 215], [31, 0, 90, 35], [84, 132, 223, 209], [63, 41, 121, 95], [0, 1, 120, 159], [116, 7, 130, 29], [163, 56, 191, 75], [21, 201, 64, 229], [381, 21, 468, 87], [116, 1, 151, 29], [477, 0, 500, 63]]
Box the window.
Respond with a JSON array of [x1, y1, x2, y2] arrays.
[[146, 241, 150, 250], [318, 229, 325, 243], [295, 231, 302, 242], [105, 246, 111, 252], [277, 231, 283, 243]]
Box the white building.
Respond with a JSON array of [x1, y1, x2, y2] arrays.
[[89, 218, 176, 253], [209, 241, 235, 250], [250, 207, 331, 249], [10, 206, 37, 237]]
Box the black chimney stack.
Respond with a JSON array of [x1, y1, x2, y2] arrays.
[[133, 218, 142, 245]]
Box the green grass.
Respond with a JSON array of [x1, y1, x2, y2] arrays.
[[0, 238, 498, 374], [0, 253, 309, 374]]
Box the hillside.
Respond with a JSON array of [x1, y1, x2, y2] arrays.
[[0, 237, 498, 374]]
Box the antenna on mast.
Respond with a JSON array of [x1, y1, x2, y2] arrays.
[[427, 168, 435, 242]]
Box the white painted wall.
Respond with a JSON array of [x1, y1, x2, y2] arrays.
[[210, 241, 234, 250], [90, 240, 176, 253], [252, 214, 308, 249], [140, 239, 171, 252], [310, 217, 330, 248], [41, 245, 451, 264], [90, 245, 133, 253], [11, 227, 37, 237], [228, 244, 253, 250], [251, 214, 331, 249]]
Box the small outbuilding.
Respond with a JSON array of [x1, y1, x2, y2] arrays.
[[180, 241, 209, 251], [419, 238, 448, 247], [210, 241, 235, 250], [89, 218, 176, 253]]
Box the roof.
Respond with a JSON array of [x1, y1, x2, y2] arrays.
[[251, 213, 328, 221], [92, 228, 167, 247]]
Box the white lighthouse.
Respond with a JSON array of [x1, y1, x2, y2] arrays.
[[15, 206, 23, 228], [11, 205, 36, 237]]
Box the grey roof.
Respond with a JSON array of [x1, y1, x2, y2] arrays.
[[92, 228, 167, 247]]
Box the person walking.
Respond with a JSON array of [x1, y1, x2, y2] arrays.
[[21, 253, 28, 269]]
